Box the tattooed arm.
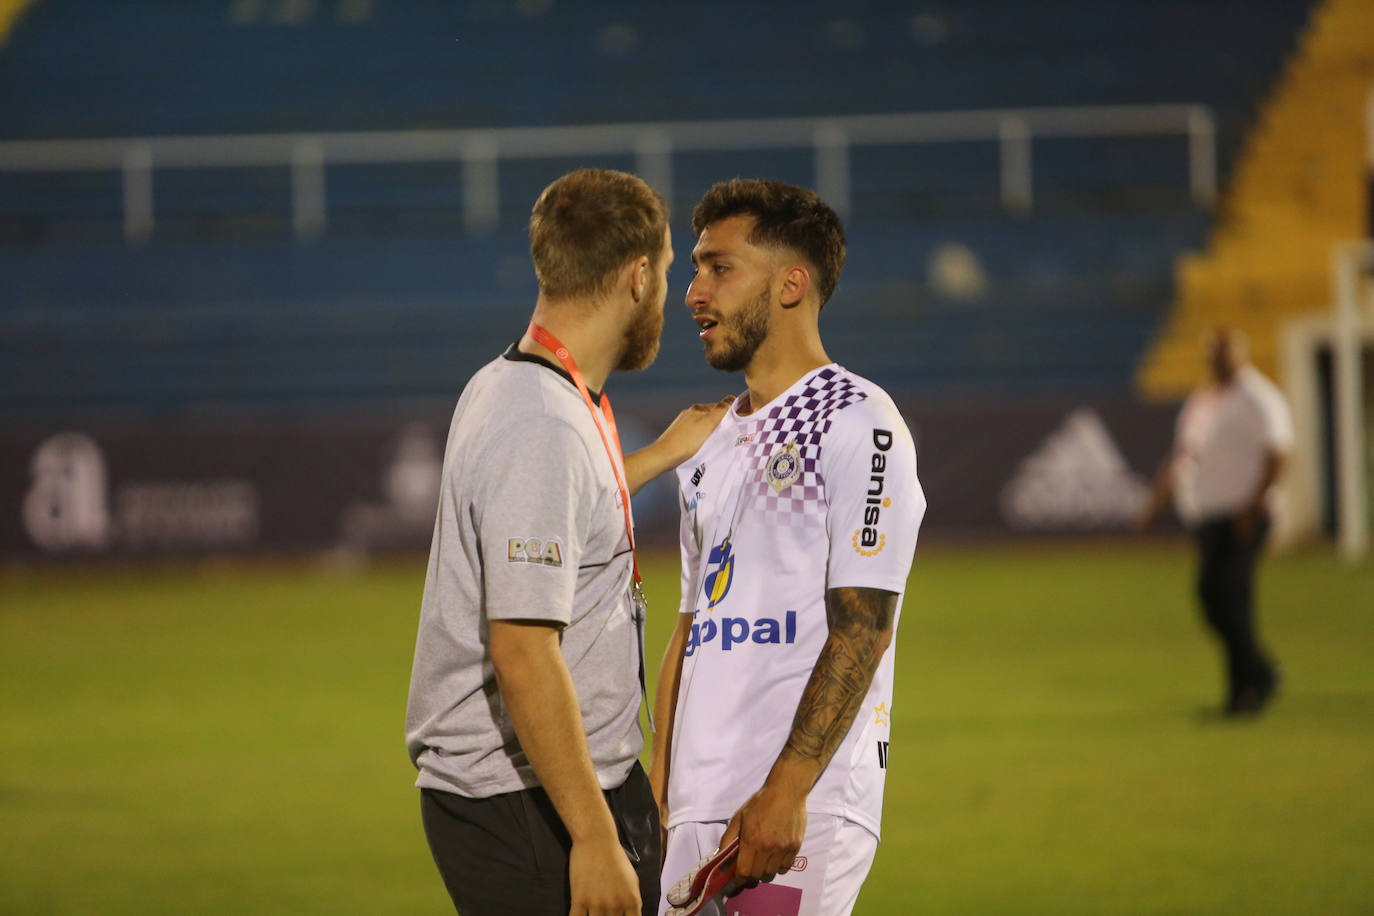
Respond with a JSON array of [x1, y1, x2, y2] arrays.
[[721, 586, 898, 884]]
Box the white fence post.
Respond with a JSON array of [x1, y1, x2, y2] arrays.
[[634, 129, 674, 205], [1332, 241, 1372, 563], [291, 139, 326, 239], [1188, 105, 1218, 209], [813, 122, 851, 219], [122, 144, 154, 244], [999, 116, 1032, 214], [461, 134, 500, 234]]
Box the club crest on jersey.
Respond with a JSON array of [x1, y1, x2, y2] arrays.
[[765, 441, 802, 493], [507, 537, 564, 567], [702, 536, 735, 609]]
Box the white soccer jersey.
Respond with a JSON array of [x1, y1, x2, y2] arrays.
[[666, 364, 925, 840]]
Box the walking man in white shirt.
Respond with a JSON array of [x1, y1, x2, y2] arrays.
[[651, 179, 926, 916], [1141, 327, 1293, 716]]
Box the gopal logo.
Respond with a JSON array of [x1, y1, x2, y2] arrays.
[[684, 610, 798, 656], [765, 441, 802, 492], [507, 537, 564, 567], [702, 536, 735, 608], [852, 429, 893, 557]]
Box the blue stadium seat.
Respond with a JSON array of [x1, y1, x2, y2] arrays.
[[0, 0, 1316, 414]]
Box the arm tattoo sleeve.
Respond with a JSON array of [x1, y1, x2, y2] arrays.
[[781, 586, 898, 774]]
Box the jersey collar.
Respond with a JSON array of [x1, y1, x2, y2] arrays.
[[731, 363, 840, 420], [502, 342, 603, 405]]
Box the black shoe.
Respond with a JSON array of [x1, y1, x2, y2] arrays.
[[1226, 668, 1281, 717], [1226, 687, 1266, 716]]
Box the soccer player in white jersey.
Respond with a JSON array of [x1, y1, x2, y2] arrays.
[[651, 179, 926, 916]]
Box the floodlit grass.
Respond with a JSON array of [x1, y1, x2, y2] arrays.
[[2, 544, 1371, 914]]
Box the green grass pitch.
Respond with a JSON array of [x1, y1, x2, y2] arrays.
[[2, 543, 1372, 914]]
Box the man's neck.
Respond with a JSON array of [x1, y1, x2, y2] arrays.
[[1212, 368, 1241, 389], [739, 332, 830, 415], [520, 299, 618, 393]]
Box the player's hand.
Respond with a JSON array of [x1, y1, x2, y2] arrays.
[[654, 396, 734, 467], [719, 781, 806, 889], [568, 835, 641, 916], [1233, 504, 1265, 540], [1137, 494, 1165, 532], [624, 396, 734, 494]]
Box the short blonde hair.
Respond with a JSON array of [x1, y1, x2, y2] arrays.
[[529, 169, 668, 300]]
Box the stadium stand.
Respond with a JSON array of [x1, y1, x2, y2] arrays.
[[0, 209, 1206, 413], [0, 0, 1319, 416], [0, 0, 36, 47], [1138, 0, 1374, 398]]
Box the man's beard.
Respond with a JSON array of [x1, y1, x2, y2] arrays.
[[706, 283, 771, 373], [615, 273, 664, 372]]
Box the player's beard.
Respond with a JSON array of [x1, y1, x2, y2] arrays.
[[706, 282, 771, 373], [615, 271, 664, 372]]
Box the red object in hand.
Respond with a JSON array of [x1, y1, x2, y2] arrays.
[[665, 837, 742, 916]]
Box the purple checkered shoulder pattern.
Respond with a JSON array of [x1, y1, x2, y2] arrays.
[[737, 367, 867, 527]]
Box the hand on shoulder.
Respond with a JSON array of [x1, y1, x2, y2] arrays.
[[657, 397, 735, 465]]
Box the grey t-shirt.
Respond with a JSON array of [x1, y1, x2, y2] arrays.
[[405, 347, 642, 798]]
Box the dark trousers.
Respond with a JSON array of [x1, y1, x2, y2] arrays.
[[420, 761, 660, 916], [1194, 513, 1278, 705]]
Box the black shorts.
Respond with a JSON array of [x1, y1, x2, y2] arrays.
[[420, 761, 660, 915]]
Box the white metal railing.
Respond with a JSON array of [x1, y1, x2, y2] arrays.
[[0, 104, 1218, 243]]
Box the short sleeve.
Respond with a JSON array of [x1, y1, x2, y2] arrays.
[[1255, 382, 1294, 452], [822, 399, 925, 593], [1175, 392, 1198, 444], [473, 416, 592, 625]]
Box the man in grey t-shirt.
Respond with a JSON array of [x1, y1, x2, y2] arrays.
[[406, 169, 729, 916]]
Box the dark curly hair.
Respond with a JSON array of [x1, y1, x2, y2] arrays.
[[691, 178, 847, 307]]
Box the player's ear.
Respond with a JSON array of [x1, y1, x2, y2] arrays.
[[778, 264, 810, 309], [628, 255, 650, 304]]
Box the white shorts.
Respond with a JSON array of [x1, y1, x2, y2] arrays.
[[658, 816, 878, 916]]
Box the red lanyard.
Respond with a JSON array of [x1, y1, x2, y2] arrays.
[[527, 322, 641, 585]]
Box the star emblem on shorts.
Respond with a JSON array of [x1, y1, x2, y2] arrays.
[[873, 702, 891, 726]]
